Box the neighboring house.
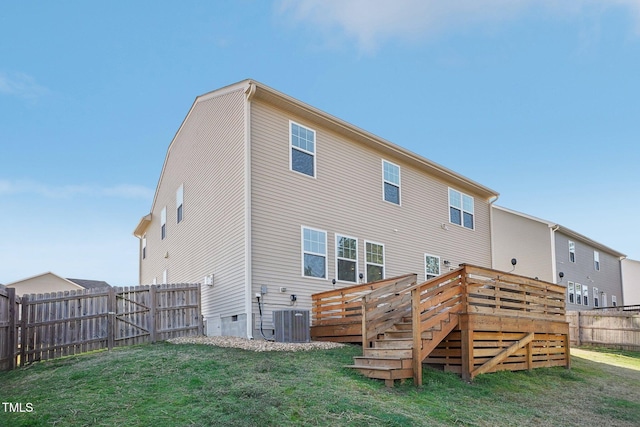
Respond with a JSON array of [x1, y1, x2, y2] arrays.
[[133, 79, 499, 338], [492, 205, 626, 310], [622, 258, 640, 306], [6, 272, 111, 296]]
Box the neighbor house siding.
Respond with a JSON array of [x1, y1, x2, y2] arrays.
[[6, 273, 84, 295], [140, 88, 247, 334], [491, 207, 554, 282], [555, 232, 623, 309], [622, 259, 640, 305], [249, 100, 493, 328]]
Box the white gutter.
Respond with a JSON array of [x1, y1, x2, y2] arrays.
[[488, 195, 500, 269], [244, 82, 256, 339], [550, 225, 559, 284]]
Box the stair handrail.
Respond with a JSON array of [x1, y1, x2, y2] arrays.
[[411, 266, 466, 385]]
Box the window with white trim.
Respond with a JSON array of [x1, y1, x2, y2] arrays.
[[602, 292, 607, 307], [162, 269, 168, 284], [594, 251, 600, 271], [568, 241, 575, 263], [336, 235, 358, 283], [302, 227, 327, 279], [449, 188, 474, 229], [425, 254, 441, 280], [161, 206, 167, 240], [365, 241, 385, 283], [290, 121, 316, 177], [142, 235, 147, 260], [593, 287, 599, 308], [176, 184, 184, 224], [612, 295, 617, 307], [582, 285, 589, 306], [575, 283, 582, 305], [568, 281, 575, 304], [382, 160, 400, 205]]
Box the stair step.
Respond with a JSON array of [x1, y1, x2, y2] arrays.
[[392, 322, 412, 331], [346, 366, 414, 381], [384, 330, 412, 339], [364, 347, 413, 358], [353, 356, 412, 369], [373, 338, 413, 349]]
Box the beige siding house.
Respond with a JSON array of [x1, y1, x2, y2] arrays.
[[492, 205, 626, 310], [134, 79, 499, 338], [622, 259, 640, 305], [6, 272, 111, 296]]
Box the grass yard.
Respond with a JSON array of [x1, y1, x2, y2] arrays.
[[1, 343, 639, 427]]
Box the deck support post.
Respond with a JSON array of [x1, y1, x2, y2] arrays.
[[411, 287, 422, 386]]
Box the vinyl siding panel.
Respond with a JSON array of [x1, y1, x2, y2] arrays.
[[140, 88, 246, 325], [622, 259, 640, 305], [556, 232, 623, 309], [491, 207, 554, 282], [250, 100, 492, 327]]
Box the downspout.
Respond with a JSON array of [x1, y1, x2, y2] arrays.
[[244, 82, 256, 339], [550, 225, 559, 283], [488, 195, 499, 269]]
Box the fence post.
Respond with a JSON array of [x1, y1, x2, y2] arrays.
[[20, 295, 29, 367], [107, 287, 116, 350], [7, 288, 17, 370], [576, 311, 581, 347], [149, 285, 157, 343]]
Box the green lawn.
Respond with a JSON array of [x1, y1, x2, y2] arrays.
[[1, 343, 638, 427]]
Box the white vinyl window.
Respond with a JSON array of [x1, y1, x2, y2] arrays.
[[568, 282, 575, 304], [336, 235, 358, 283], [612, 295, 617, 307], [425, 254, 441, 280], [449, 188, 474, 229], [365, 241, 385, 283], [290, 121, 316, 177], [142, 235, 147, 260], [569, 241, 576, 263], [602, 293, 607, 307], [575, 283, 582, 305], [593, 287, 599, 308], [176, 184, 184, 224], [594, 251, 600, 271], [162, 269, 168, 284], [382, 160, 401, 205], [161, 206, 167, 240], [582, 285, 589, 306], [302, 227, 327, 279]]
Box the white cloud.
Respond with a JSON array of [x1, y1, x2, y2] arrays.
[[277, 0, 640, 53], [0, 179, 154, 200], [0, 72, 49, 100]]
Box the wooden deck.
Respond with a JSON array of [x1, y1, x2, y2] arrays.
[[311, 265, 570, 386]]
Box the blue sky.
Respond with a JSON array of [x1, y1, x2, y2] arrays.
[[1, 1, 638, 286]]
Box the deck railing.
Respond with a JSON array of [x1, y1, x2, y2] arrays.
[[312, 274, 417, 326]]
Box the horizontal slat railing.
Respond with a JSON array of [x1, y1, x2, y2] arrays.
[[311, 274, 417, 326], [361, 275, 418, 345]]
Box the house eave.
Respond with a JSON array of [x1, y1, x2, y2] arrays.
[[133, 214, 152, 238]]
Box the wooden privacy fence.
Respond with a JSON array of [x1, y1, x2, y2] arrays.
[[567, 310, 640, 351], [0, 283, 202, 370]]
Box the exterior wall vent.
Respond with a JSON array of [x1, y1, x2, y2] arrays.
[[273, 309, 310, 343]]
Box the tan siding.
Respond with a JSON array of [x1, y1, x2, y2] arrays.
[[622, 259, 640, 305], [7, 273, 83, 295], [140, 88, 246, 322], [250, 101, 493, 326], [491, 208, 554, 282]]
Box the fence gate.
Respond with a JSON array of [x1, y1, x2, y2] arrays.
[[115, 287, 152, 347]]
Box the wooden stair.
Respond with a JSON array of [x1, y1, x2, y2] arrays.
[[347, 313, 458, 387]]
